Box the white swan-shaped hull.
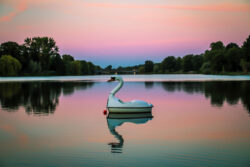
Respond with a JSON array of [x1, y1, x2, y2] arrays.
[[107, 76, 153, 113], [108, 95, 153, 113]]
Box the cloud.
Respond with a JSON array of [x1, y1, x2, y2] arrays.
[[83, 2, 250, 12], [18, 25, 32, 30], [0, 0, 249, 23], [0, 0, 28, 22]]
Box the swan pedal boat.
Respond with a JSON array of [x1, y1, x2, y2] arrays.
[[107, 76, 153, 113]]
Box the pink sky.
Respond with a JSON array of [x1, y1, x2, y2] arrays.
[[0, 0, 250, 67]]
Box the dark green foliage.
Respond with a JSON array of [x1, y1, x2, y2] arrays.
[[0, 55, 22, 76], [224, 47, 242, 72], [28, 60, 41, 73], [62, 54, 74, 62], [62, 54, 75, 75], [161, 56, 176, 72], [192, 55, 203, 72], [50, 54, 65, 75], [242, 35, 250, 61], [0, 42, 28, 73], [153, 64, 160, 73], [87, 62, 96, 75], [200, 62, 212, 74], [144, 60, 154, 73], [105, 65, 112, 71], [138, 66, 145, 73], [80, 60, 89, 74], [240, 59, 250, 73], [70, 61, 81, 75], [0, 42, 20, 60], [226, 43, 239, 50], [175, 57, 182, 71], [241, 35, 250, 72], [210, 41, 225, 50], [182, 54, 194, 72], [211, 50, 226, 72], [23, 37, 59, 71], [203, 42, 226, 73]]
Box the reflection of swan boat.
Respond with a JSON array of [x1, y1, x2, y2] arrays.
[[107, 112, 153, 119], [107, 76, 153, 113], [107, 112, 153, 153]]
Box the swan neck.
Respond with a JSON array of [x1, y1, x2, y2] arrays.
[[110, 78, 123, 95]]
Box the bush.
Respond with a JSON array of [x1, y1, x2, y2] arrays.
[[0, 55, 22, 76]]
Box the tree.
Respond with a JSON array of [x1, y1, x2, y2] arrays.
[[138, 66, 145, 73], [192, 55, 203, 72], [242, 35, 250, 62], [175, 57, 182, 71], [240, 35, 250, 72], [240, 60, 250, 73], [182, 54, 194, 72], [161, 56, 176, 72], [224, 47, 242, 72], [105, 65, 112, 72], [204, 41, 226, 73], [80, 60, 89, 75], [62, 54, 74, 62], [87, 62, 96, 75], [62, 54, 74, 75], [28, 60, 41, 74], [50, 54, 65, 75], [210, 41, 225, 50], [23, 37, 59, 71], [0, 42, 20, 59], [144, 60, 154, 73], [0, 55, 22, 76], [200, 62, 212, 74], [70, 61, 81, 75], [19, 44, 30, 72], [226, 43, 239, 50], [210, 50, 226, 72], [95, 65, 102, 74], [153, 64, 160, 73]]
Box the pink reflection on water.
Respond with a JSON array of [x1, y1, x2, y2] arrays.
[[0, 82, 249, 150]]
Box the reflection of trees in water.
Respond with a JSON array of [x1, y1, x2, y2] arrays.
[[161, 81, 250, 113], [144, 82, 154, 89], [0, 82, 94, 115], [161, 82, 203, 94]]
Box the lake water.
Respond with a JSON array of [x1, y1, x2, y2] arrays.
[[0, 75, 250, 167]]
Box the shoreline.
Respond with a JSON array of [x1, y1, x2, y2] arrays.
[[1, 74, 250, 82]]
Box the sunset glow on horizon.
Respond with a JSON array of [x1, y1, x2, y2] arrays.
[[0, 0, 250, 67]]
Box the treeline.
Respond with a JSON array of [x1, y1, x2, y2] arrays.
[[0, 37, 101, 76], [1, 35, 250, 76], [112, 34, 250, 74]]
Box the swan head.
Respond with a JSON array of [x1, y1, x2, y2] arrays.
[[107, 76, 123, 82]]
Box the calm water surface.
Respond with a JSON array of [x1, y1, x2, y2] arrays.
[[0, 75, 249, 167]]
